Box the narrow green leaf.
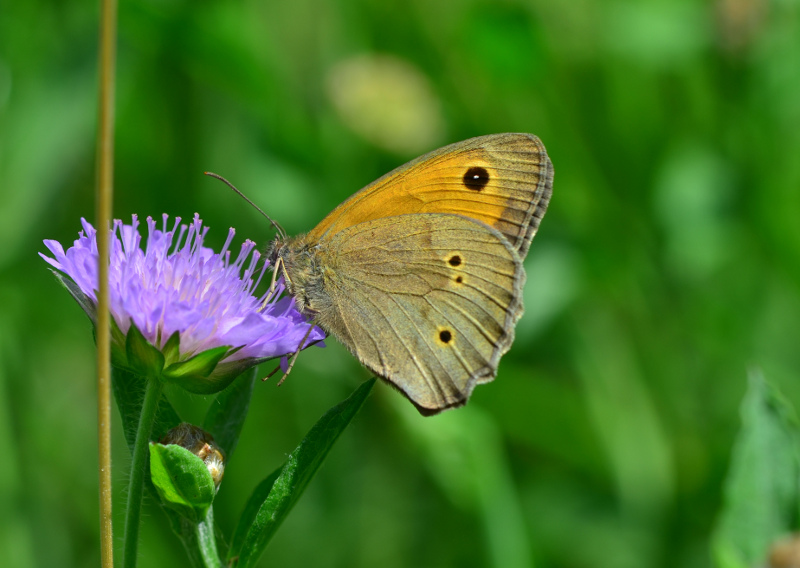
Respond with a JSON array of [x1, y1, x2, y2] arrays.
[[713, 369, 800, 568], [126, 323, 165, 379], [203, 367, 257, 458], [230, 378, 376, 567], [228, 467, 282, 560], [150, 443, 216, 523]]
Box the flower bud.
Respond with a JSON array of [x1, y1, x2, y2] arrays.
[[149, 423, 226, 522], [160, 423, 226, 488]]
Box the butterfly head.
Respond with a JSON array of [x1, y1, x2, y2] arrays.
[[267, 234, 324, 316]]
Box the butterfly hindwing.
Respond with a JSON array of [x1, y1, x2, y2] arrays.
[[312, 213, 525, 413]]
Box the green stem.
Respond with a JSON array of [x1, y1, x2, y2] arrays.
[[195, 508, 222, 568], [176, 510, 222, 568], [123, 376, 164, 568]]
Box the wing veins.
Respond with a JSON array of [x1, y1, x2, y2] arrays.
[[425, 294, 498, 351], [421, 297, 486, 377], [353, 284, 446, 404]]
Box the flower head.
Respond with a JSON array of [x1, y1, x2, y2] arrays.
[[41, 214, 323, 392]]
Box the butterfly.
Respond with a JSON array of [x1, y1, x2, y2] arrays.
[[265, 133, 553, 415]]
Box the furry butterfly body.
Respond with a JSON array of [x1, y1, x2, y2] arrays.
[[268, 133, 553, 415]]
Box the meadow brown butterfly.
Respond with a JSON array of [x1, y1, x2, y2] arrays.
[[267, 133, 553, 415]]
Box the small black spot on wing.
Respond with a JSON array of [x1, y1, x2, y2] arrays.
[[436, 326, 455, 346]]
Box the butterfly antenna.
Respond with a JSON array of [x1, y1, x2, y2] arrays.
[[204, 171, 287, 239]]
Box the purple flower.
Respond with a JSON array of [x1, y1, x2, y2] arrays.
[[41, 214, 324, 392]]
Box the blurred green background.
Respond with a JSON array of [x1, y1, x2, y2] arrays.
[[2, 0, 800, 566]]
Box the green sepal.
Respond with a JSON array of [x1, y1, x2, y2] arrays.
[[228, 378, 376, 567], [163, 345, 233, 394], [162, 331, 181, 366], [209, 354, 273, 385], [150, 442, 217, 523], [126, 323, 166, 379]]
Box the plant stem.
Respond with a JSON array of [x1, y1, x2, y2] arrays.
[[123, 377, 164, 568], [195, 508, 222, 568], [95, 0, 117, 562]]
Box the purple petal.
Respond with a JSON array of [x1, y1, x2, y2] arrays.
[[42, 214, 321, 369]]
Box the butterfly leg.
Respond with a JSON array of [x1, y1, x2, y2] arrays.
[[260, 256, 294, 310], [261, 322, 319, 385]]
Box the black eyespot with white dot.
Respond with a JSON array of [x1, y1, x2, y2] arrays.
[[463, 166, 490, 191]]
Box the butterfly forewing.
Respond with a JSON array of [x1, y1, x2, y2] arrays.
[[308, 133, 553, 257]]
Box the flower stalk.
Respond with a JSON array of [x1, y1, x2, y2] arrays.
[[123, 376, 164, 568], [95, 0, 117, 562], [194, 509, 222, 568]]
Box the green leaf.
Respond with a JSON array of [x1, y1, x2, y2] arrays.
[[150, 443, 217, 523], [163, 346, 232, 394], [228, 467, 282, 560], [712, 369, 800, 568], [126, 323, 166, 379], [203, 367, 257, 458], [229, 378, 376, 567]]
